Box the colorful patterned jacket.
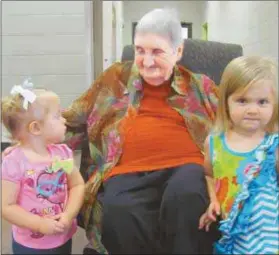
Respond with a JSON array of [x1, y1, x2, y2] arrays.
[[63, 61, 219, 253]]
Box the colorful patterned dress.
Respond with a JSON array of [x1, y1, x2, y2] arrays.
[[209, 133, 279, 254]]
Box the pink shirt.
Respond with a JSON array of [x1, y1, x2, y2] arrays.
[[1, 144, 77, 249]]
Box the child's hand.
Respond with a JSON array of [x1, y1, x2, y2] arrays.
[[38, 217, 65, 235], [207, 200, 221, 221], [199, 200, 221, 232], [52, 213, 73, 231]]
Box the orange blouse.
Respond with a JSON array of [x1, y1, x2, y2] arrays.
[[104, 80, 204, 180]]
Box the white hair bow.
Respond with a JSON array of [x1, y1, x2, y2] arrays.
[[10, 83, 37, 110], [22, 78, 34, 89]]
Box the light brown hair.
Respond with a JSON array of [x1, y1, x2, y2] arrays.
[[214, 56, 278, 134]]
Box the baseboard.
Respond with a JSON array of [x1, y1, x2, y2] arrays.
[[1, 142, 11, 152]]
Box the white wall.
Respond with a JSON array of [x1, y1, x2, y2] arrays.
[[205, 1, 278, 62], [103, 1, 113, 70], [114, 1, 124, 62], [123, 1, 206, 47], [2, 1, 91, 142], [102, 1, 124, 69]]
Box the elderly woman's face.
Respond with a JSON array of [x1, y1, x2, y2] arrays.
[[134, 33, 182, 86]]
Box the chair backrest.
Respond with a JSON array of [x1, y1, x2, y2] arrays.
[[121, 39, 243, 85]]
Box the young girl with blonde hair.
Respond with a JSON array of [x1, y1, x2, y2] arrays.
[[199, 56, 279, 254], [1, 81, 85, 254]]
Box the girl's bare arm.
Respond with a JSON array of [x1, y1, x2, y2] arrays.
[[2, 180, 42, 232]]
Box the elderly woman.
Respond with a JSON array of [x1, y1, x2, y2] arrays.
[[65, 8, 219, 254]]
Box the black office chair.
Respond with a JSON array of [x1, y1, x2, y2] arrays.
[[121, 39, 243, 85]]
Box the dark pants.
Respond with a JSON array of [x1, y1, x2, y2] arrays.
[[96, 163, 220, 254], [12, 238, 72, 255]]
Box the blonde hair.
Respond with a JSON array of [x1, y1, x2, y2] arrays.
[[214, 56, 278, 134], [1, 88, 59, 141]]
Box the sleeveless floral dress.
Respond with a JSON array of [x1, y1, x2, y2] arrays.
[[209, 133, 279, 254]]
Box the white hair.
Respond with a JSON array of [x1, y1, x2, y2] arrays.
[[135, 8, 183, 49]]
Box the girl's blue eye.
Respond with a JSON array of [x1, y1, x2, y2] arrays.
[[237, 98, 246, 104], [258, 99, 268, 105]]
